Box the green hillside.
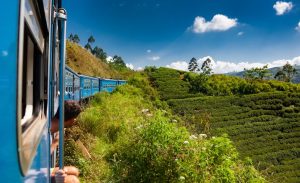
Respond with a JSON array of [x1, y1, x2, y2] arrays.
[[64, 75, 265, 182], [147, 67, 201, 100], [66, 41, 133, 79], [147, 67, 300, 182], [168, 92, 300, 182]]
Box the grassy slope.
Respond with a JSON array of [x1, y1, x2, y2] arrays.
[[64, 76, 264, 182], [148, 68, 300, 182], [66, 41, 119, 78], [149, 67, 202, 100], [168, 92, 300, 182]]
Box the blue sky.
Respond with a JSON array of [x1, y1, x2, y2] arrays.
[[64, 0, 300, 72]]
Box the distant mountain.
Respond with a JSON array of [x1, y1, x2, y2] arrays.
[[227, 65, 300, 83]]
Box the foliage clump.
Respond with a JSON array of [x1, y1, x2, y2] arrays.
[[275, 62, 297, 82], [109, 112, 264, 183], [243, 65, 271, 80]]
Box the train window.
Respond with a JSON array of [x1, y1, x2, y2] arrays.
[[17, 0, 49, 175], [20, 25, 44, 129]]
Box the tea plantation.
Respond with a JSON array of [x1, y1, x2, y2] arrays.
[[168, 92, 300, 182], [147, 67, 300, 182]]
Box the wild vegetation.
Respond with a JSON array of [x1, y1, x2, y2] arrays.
[[66, 41, 117, 78], [67, 34, 133, 79], [64, 75, 264, 182], [147, 67, 300, 182]]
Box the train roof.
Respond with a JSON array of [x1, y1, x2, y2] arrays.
[[79, 74, 99, 80], [99, 78, 120, 81], [65, 66, 80, 77]]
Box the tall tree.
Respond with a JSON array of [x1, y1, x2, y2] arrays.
[[283, 62, 297, 82], [275, 62, 297, 82], [68, 34, 74, 41], [188, 57, 199, 72], [92, 46, 107, 61], [112, 55, 126, 67], [274, 70, 286, 81], [73, 34, 80, 43], [88, 36, 95, 45], [201, 58, 213, 75], [244, 65, 270, 80], [84, 43, 92, 52]]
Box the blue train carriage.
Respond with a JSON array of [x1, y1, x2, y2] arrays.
[[65, 66, 80, 101], [0, 0, 67, 182], [79, 75, 93, 99], [91, 77, 100, 95], [118, 80, 127, 86], [99, 78, 119, 93]]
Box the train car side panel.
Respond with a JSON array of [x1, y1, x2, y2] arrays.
[[65, 67, 80, 101], [73, 73, 80, 100], [0, 1, 23, 181], [80, 75, 92, 99], [91, 78, 99, 95], [65, 68, 74, 100], [0, 0, 52, 182], [100, 79, 118, 93]]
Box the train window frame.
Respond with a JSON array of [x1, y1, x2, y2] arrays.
[[17, 0, 49, 175]]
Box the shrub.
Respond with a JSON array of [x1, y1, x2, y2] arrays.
[[108, 112, 264, 183], [78, 87, 149, 142]]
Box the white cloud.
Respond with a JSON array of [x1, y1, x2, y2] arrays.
[[166, 61, 188, 71], [1, 51, 8, 57], [296, 21, 300, 32], [166, 56, 300, 74], [237, 32, 244, 36], [136, 67, 144, 71], [126, 63, 134, 70], [273, 1, 293, 15], [191, 14, 238, 33], [149, 56, 160, 61], [125, 64, 144, 71], [207, 56, 300, 73], [147, 49, 152, 53], [106, 56, 113, 62]]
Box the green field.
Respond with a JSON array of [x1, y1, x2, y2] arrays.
[[168, 92, 300, 182]]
